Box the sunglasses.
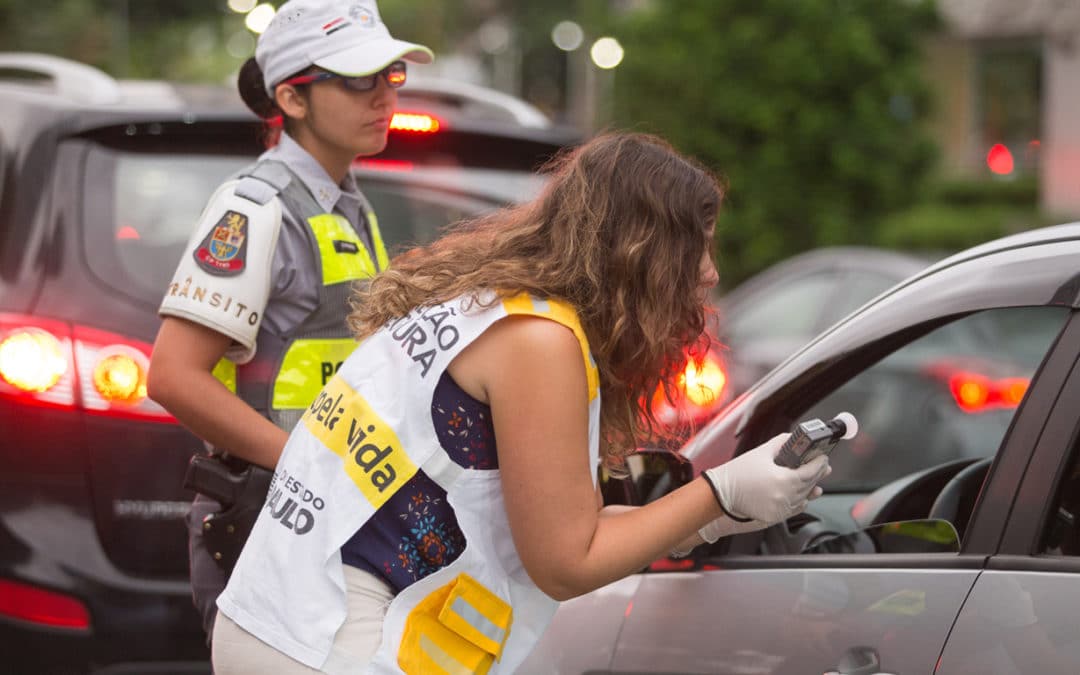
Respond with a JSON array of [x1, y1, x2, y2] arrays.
[[282, 61, 407, 92]]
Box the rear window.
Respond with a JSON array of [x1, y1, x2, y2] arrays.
[[84, 148, 546, 304]]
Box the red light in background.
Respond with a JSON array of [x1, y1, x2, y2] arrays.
[[987, 143, 1014, 175], [0, 579, 91, 631], [947, 371, 1029, 413], [354, 159, 415, 173], [390, 112, 441, 133], [116, 226, 140, 240]]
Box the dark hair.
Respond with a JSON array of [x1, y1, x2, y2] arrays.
[[238, 57, 316, 148], [349, 132, 723, 467]]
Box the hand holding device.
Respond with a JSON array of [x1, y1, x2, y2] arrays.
[[702, 433, 831, 525], [773, 412, 858, 469]]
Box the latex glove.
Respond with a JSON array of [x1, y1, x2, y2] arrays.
[[702, 433, 830, 525], [670, 513, 771, 557]]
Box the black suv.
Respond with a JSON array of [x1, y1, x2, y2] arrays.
[[0, 52, 576, 674]]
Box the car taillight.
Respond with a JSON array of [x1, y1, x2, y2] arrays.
[[390, 111, 442, 133], [0, 314, 176, 423], [652, 352, 728, 426], [945, 370, 1030, 414], [0, 578, 91, 631], [681, 356, 727, 407]]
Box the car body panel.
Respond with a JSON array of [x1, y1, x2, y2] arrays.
[[540, 223, 1080, 673]]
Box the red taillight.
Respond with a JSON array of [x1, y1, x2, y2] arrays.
[[653, 352, 728, 425], [0, 314, 176, 423], [0, 579, 91, 631], [354, 158, 416, 173], [390, 111, 442, 134], [946, 370, 1030, 414]]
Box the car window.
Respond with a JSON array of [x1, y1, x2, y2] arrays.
[[725, 272, 840, 343], [801, 306, 1069, 492], [101, 151, 529, 301], [1041, 442, 1080, 556]]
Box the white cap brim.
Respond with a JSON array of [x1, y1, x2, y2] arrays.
[[314, 38, 434, 77]]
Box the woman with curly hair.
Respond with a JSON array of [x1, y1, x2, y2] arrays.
[[213, 131, 830, 674]]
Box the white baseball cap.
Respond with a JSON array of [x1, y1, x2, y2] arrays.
[[256, 0, 434, 96]]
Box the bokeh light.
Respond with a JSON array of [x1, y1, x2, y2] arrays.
[[245, 4, 276, 34], [590, 37, 624, 69], [552, 21, 584, 52]]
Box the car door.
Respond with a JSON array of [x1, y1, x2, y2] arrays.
[[936, 319, 1080, 674]]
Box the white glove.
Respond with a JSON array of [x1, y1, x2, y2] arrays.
[[702, 433, 830, 525]]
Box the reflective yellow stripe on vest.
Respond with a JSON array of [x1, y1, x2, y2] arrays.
[[501, 293, 599, 401], [213, 358, 237, 393], [307, 212, 388, 286], [272, 338, 359, 409]]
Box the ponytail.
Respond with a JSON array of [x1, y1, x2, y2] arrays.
[[237, 57, 283, 148]]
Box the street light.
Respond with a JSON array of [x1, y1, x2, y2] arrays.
[[227, 0, 258, 13], [551, 21, 584, 52], [245, 3, 276, 34], [590, 37, 624, 70]]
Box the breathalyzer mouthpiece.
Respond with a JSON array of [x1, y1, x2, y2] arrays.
[[828, 412, 858, 440]]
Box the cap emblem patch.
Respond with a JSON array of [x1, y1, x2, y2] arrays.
[[194, 210, 249, 276], [349, 4, 375, 28]]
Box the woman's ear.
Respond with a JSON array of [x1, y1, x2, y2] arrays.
[[274, 83, 308, 122]]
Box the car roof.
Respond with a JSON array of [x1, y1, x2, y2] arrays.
[[686, 220, 1080, 460], [720, 246, 931, 312], [0, 52, 578, 147]]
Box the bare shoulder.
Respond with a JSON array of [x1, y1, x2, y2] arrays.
[[448, 314, 585, 404]]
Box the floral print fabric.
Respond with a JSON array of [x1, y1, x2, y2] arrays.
[[340, 371, 497, 592]]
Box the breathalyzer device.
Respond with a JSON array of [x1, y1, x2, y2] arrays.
[[773, 412, 858, 469]]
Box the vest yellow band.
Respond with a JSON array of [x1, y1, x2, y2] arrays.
[[307, 212, 388, 285], [212, 358, 237, 393], [501, 293, 599, 401], [271, 338, 359, 409]]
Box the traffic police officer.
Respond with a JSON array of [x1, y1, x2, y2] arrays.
[[148, 0, 433, 641]]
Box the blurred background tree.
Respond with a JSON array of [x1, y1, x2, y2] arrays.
[[605, 0, 941, 286]]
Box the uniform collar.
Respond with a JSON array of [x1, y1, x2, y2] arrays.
[[264, 132, 362, 214]]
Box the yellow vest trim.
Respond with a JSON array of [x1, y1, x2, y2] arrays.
[[301, 375, 417, 510], [367, 210, 390, 271], [272, 338, 359, 409], [502, 293, 599, 401], [399, 575, 509, 674], [212, 358, 237, 393], [307, 212, 386, 286]]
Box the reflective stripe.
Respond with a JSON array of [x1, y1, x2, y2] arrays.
[[449, 597, 507, 648], [438, 574, 513, 659], [271, 338, 358, 409], [212, 358, 237, 393], [501, 293, 599, 401], [419, 635, 482, 675], [367, 210, 390, 271], [307, 213, 377, 285]]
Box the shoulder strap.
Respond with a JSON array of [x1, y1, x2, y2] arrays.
[[233, 160, 294, 206]]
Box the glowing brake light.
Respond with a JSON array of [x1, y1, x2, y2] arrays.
[[390, 111, 441, 133], [681, 356, 727, 407], [0, 579, 91, 631], [0, 328, 68, 392], [0, 314, 176, 423], [947, 370, 1030, 413]]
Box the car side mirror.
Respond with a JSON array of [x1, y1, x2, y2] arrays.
[[599, 449, 694, 506], [803, 519, 960, 555]]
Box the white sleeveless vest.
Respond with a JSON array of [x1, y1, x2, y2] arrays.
[[216, 292, 602, 674]]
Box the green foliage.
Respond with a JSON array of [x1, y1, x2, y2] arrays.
[[608, 0, 941, 287], [874, 201, 1055, 252]]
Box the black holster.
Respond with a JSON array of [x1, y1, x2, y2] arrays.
[[183, 453, 273, 574]]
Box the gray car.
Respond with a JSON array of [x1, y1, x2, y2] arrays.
[[524, 223, 1080, 674]]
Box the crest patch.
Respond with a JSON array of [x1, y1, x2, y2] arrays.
[[194, 210, 249, 276], [349, 4, 375, 28]]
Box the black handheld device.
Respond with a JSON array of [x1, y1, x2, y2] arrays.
[[773, 412, 858, 469]]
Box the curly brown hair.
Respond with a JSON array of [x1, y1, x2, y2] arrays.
[[348, 132, 723, 468]]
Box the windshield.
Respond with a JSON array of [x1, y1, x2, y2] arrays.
[[91, 150, 545, 302]]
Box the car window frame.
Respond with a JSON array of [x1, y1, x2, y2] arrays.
[[992, 310, 1080, 574]]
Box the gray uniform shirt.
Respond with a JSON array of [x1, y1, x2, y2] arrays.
[[258, 132, 377, 337]]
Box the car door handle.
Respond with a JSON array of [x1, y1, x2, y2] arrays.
[[824, 645, 897, 675]]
